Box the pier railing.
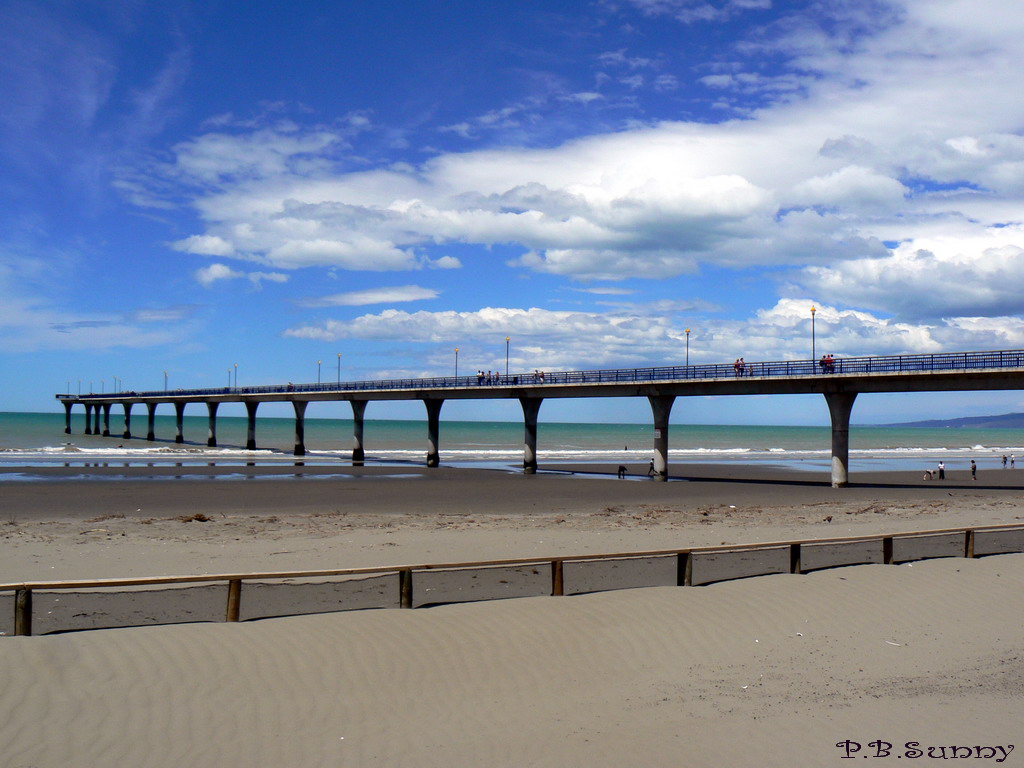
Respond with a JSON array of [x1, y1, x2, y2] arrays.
[[57, 348, 1024, 400], [4, 523, 1023, 636]]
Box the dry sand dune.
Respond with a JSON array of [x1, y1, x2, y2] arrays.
[[1, 554, 1021, 768]]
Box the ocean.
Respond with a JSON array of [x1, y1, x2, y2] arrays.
[[2, 411, 1023, 474]]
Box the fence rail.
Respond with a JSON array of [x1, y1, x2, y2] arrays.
[[4, 523, 1023, 636], [55, 349, 1024, 401]]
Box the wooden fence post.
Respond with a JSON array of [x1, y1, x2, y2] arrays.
[[551, 560, 564, 596], [14, 589, 31, 637], [399, 569, 413, 608], [789, 543, 801, 574], [226, 579, 242, 622], [883, 537, 894, 565], [677, 552, 692, 586]]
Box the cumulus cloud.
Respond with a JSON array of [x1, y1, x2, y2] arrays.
[[284, 306, 687, 369], [137, 0, 1024, 332], [282, 298, 1024, 374], [791, 231, 1024, 320]]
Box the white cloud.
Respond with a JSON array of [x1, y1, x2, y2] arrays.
[[144, 0, 1024, 306], [195, 263, 288, 287], [623, 0, 771, 24], [788, 165, 908, 211], [791, 229, 1024, 320], [195, 263, 242, 286], [173, 234, 235, 256], [283, 298, 1024, 373], [298, 285, 439, 307]]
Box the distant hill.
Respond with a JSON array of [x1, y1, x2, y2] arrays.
[[880, 412, 1024, 429]]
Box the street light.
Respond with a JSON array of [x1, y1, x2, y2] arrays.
[[685, 328, 691, 366], [228, 369, 232, 388], [505, 336, 510, 377], [164, 370, 168, 391], [455, 347, 459, 378], [811, 305, 817, 361], [317, 360, 322, 384], [233, 363, 238, 388], [337, 353, 341, 385]]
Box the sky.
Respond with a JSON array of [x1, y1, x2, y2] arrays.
[[3, 0, 1024, 426]]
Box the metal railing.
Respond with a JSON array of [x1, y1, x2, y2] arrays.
[[57, 348, 1024, 400]]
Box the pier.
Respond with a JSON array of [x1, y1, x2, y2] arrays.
[[56, 349, 1024, 487]]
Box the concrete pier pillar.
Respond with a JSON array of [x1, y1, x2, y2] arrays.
[[84, 404, 93, 435], [146, 403, 157, 441], [102, 404, 111, 437], [245, 401, 259, 450], [206, 401, 219, 447], [825, 391, 858, 488], [648, 395, 676, 481], [92, 405, 101, 436], [351, 400, 367, 464], [122, 403, 133, 440], [293, 400, 307, 457], [424, 399, 444, 468], [63, 402, 72, 434], [520, 397, 543, 474], [175, 402, 186, 444]]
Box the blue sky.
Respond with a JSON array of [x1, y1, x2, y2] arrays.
[[4, 0, 1024, 425]]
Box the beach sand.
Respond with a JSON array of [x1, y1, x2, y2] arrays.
[[1, 463, 1023, 766]]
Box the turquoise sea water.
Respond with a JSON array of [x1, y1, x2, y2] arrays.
[[3, 411, 1024, 473]]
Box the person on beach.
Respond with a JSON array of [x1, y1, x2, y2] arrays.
[[1003, 455, 1008, 468], [937, 461, 945, 480], [647, 459, 655, 477], [971, 460, 977, 480], [1012, 454, 1016, 468]]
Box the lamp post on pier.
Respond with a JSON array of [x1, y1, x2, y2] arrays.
[[811, 305, 817, 361], [455, 347, 459, 378], [337, 353, 341, 385], [685, 328, 690, 366], [505, 336, 510, 377], [164, 370, 168, 391], [317, 360, 322, 385]]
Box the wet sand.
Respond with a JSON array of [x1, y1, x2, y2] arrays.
[[1, 462, 1023, 767]]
